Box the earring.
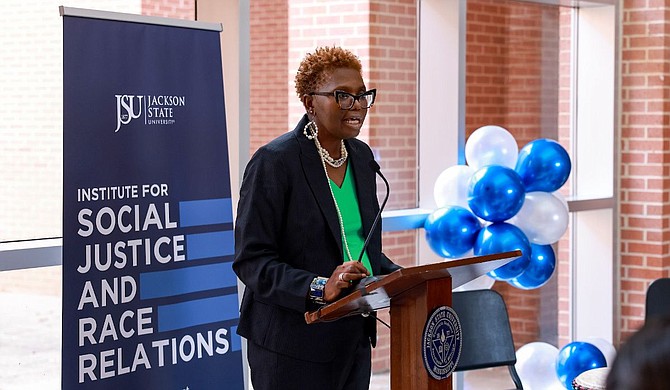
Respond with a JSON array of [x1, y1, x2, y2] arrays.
[[303, 120, 318, 140]]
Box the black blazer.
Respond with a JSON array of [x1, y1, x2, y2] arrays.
[[233, 115, 400, 362]]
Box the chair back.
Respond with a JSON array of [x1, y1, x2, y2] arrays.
[[451, 289, 523, 389], [646, 278, 670, 322], [452, 289, 517, 371]]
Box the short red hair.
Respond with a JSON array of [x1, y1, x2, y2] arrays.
[[294, 46, 362, 99]]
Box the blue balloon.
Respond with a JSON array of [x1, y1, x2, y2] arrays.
[[424, 206, 482, 258], [556, 342, 607, 389], [468, 165, 525, 222], [473, 223, 531, 280], [515, 138, 571, 192], [508, 244, 556, 290]]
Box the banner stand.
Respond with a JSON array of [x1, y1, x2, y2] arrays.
[[60, 6, 223, 32], [61, 7, 244, 389]]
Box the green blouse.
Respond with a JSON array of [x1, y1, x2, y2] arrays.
[[329, 163, 373, 275]]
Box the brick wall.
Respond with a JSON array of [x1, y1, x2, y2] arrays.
[[285, 0, 418, 373], [367, 0, 418, 210], [369, 0, 419, 371], [249, 0, 289, 153], [464, 0, 670, 349], [141, 0, 194, 18], [619, 1, 670, 342]]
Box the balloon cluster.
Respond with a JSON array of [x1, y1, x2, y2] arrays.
[[425, 125, 571, 289], [515, 339, 615, 389]]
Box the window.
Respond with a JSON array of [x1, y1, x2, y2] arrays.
[[419, 0, 617, 347]]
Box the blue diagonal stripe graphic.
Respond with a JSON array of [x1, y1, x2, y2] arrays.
[[157, 294, 239, 332], [139, 262, 237, 300], [179, 198, 233, 227], [186, 230, 234, 260]]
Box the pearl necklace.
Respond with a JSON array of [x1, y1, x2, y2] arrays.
[[304, 119, 354, 261], [319, 153, 355, 263], [315, 137, 348, 168], [303, 119, 348, 168]]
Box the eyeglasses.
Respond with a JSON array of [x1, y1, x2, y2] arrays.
[[309, 89, 376, 110]]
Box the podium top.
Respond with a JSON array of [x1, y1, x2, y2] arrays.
[[305, 250, 522, 324]]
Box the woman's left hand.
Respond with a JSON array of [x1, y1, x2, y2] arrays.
[[323, 261, 370, 302]]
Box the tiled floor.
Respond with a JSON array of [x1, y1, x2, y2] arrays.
[[0, 293, 61, 390], [370, 367, 514, 389]]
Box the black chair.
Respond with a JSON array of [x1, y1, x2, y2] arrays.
[[451, 289, 523, 389], [646, 278, 670, 322]]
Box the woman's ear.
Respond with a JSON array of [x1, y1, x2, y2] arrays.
[[302, 94, 315, 116]]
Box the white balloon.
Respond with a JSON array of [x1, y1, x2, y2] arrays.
[[508, 192, 569, 245], [465, 125, 519, 170], [544, 382, 567, 390], [433, 165, 475, 209], [453, 273, 495, 292], [582, 337, 617, 367], [515, 342, 563, 390]]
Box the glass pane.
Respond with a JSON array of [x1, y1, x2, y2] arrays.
[[0, 1, 141, 243], [465, 0, 573, 348]]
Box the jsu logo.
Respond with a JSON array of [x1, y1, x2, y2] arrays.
[[115, 94, 144, 132], [422, 306, 462, 380]]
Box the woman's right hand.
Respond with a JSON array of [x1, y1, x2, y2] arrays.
[[323, 261, 370, 303]]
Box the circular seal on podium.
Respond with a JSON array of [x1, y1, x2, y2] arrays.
[[421, 305, 462, 380]]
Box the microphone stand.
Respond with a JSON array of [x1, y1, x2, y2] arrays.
[[353, 160, 390, 289]]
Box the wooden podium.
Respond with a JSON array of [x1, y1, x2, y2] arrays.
[[305, 250, 522, 390]]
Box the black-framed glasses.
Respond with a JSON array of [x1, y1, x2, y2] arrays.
[[309, 89, 376, 110]]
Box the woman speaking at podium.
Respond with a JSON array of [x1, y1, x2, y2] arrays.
[[233, 46, 400, 389]]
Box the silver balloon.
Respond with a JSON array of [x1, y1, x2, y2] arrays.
[[582, 337, 617, 368], [515, 342, 564, 390], [465, 125, 519, 170], [508, 192, 568, 245], [433, 165, 474, 209]]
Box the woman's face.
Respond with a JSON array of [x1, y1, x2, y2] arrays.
[[309, 67, 369, 143]]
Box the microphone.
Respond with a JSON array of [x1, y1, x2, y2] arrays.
[[357, 160, 390, 263]]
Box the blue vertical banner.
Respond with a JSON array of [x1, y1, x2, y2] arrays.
[[61, 8, 244, 389]]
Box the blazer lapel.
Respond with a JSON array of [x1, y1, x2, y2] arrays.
[[294, 116, 343, 258]]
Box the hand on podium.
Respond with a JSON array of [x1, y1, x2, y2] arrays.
[[324, 260, 370, 302]]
